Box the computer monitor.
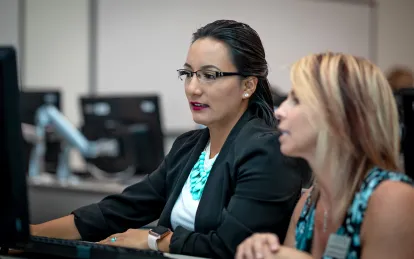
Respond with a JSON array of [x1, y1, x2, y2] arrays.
[[396, 88, 414, 179], [0, 47, 30, 246], [20, 90, 62, 174], [80, 95, 165, 178]]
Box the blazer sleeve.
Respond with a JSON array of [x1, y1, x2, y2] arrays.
[[71, 132, 194, 242], [169, 132, 303, 258]]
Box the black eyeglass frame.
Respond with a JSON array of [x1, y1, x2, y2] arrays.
[[177, 69, 248, 81]]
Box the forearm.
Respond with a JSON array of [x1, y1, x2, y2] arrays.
[[30, 214, 81, 240]]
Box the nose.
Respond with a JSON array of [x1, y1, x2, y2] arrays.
[[185, 76, 202, 96], [274, 101, 287, 121], [274, 107, 283, 121]]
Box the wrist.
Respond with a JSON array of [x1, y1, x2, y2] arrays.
[[148, 226, 172, 252], [30, 224, 39, 236], [157, 232, 172, 252]]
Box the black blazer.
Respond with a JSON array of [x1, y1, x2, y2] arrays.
[[72, 110, 306, 258]]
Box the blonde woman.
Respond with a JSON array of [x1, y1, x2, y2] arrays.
[[236, 52, 414, 259]]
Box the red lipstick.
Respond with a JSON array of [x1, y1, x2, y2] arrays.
[[190, 102, 209, 111]]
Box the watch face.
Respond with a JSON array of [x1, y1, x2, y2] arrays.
[[151, 226, 170, 235]]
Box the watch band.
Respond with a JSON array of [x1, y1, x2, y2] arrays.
[[148, 233, 159, 251]]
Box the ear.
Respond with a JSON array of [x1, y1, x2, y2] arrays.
[[242, 76, 258, 99]]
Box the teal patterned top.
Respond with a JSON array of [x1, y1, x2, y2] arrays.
[[295, 167, 413, 258]]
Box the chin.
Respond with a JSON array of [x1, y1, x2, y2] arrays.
[[192, 116, 209, 127], [280, 145, 296, 157]]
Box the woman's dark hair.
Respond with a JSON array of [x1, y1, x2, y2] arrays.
[[192, 20, 276, 127]]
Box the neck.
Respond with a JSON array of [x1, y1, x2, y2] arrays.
[[306, 155, 336, 209], [307, 153, 359, 227], [208, 127, 229, 158], [207, 107, 247, 158], [317, 179, 334, 211]]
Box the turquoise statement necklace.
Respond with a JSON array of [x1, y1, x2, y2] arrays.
[[189, 142, 216, 200]]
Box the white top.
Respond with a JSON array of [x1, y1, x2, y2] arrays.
[[170, 142, 218, 231]]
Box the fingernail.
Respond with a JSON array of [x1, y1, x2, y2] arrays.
[[256, 252, 263, 259], [271, 244, 279, 251]]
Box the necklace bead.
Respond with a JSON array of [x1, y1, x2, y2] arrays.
[[189, 151, 213, 200]]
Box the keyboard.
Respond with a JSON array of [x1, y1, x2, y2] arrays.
[[14, 236, 168, 259]]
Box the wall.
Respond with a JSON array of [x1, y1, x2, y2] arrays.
[[0, 0, 20, 51], [0, 0, 21, 76], [18, 0, 414, 133], [377, 0, 414, 71], [96, 0, 372, 131]]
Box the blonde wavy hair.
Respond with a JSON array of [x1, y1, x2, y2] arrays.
[[290, 52, 401, 220]]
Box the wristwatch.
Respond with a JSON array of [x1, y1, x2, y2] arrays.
[[148, 226, 172, 251]]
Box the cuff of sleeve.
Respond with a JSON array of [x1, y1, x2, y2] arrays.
[[169, 226, 192, 254], [71, 203, 110, 242]]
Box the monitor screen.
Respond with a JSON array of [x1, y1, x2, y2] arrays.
[[80, 95, 165, 178], [0, 46, 30, 245]]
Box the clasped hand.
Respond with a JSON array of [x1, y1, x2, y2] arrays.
[[236, 233, 312, 259]]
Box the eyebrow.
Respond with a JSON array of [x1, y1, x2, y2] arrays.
[[183, 63, 221, 71], [183, 63, 192, 69]]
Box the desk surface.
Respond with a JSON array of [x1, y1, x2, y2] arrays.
[[28, 172, 145, 194], [3, 251, 206, 259]]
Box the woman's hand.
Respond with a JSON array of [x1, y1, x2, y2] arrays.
[[265, 246, 313, 259], [236, 233, 312, 259], [98, 229, 151, 250], [236, 233, 281, 259], [98, 228, 172, 252]]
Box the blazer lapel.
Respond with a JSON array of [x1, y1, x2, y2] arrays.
[[194, 110, 255, 233], [159, 129, 210, 228]]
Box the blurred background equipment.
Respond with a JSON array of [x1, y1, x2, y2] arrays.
[[387, 66, 414, 92], [20, 90, 165, 183], [79, 95, 165, 181], [394, 88, 414, 180], [388, 66, 414, 170], [27, 102, 121, 183], [20, 90, 62, 175], [0, 46, 31, 247]]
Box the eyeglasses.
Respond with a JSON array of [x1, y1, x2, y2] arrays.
[[177, 69, 245, 84]]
